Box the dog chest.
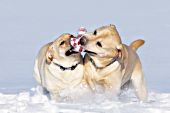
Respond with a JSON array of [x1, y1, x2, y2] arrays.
[[94, 61, 122, 79], [45, 63, 84, 89]]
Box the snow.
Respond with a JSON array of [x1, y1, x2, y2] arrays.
[[0, 87, 170, 113]]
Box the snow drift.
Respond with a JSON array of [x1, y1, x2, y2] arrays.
[[0, 87, 170, 113]]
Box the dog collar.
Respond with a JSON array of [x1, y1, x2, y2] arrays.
[[90, 57, 117, 69], [53, 61, 80, 71]]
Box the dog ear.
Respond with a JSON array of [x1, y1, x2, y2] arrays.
[[116, 44, 123, 50], [116, 44, 124, 59], [116, 44, 126, 68], [46, 46, 54, 63]]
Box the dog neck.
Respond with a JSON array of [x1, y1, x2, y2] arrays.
[[90, 56, 118, 69], [48, 60, 81, 71]]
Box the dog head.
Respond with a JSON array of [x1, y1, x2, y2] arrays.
[[46, 34, 81, 64], [83, 24, 123, 58]]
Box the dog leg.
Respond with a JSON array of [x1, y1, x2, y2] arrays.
[[131, 60, 148, 101], [101, 76, 121, 97], [121, 80, 133, 91], [87, 75, 96, 91], [84, 67, 96, 91]]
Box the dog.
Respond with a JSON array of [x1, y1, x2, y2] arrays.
[[33, 34, 89, 101], [82, 24, 148, 101]]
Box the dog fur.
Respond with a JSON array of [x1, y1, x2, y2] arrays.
[[83, 24, 148, 101], [33, 34, 88, 100]]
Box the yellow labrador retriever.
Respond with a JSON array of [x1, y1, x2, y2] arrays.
[[83, 25, 148, 101], [33, 34, 88, 101]]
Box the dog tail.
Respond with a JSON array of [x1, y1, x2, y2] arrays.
[[130, 39, 145, 51]]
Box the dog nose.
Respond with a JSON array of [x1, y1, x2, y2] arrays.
[[80, 36, 87, 45]]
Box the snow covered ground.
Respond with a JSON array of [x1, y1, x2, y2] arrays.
[[0, 87, 170, 113], [0, 0, 170, 113]]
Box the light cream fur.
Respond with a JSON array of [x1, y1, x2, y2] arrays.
[[83, 24, 148, 101], [33, 34, 89, 101]]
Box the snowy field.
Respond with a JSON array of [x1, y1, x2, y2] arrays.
[[0, 87, 170, 113], [0, 0, 170, 113]]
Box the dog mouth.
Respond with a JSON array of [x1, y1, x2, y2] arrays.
[[84, 50, 97, 56], [65, 48, 79, 56]]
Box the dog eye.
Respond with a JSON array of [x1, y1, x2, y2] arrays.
[[96, 41, 102, 47], [60, 41, 65, 45], [93, 30, 97, 35]]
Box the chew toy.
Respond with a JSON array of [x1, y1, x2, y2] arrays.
[[70, 27, 87, 52]]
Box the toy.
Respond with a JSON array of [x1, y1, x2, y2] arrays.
[[70, 27, 87, 52]]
